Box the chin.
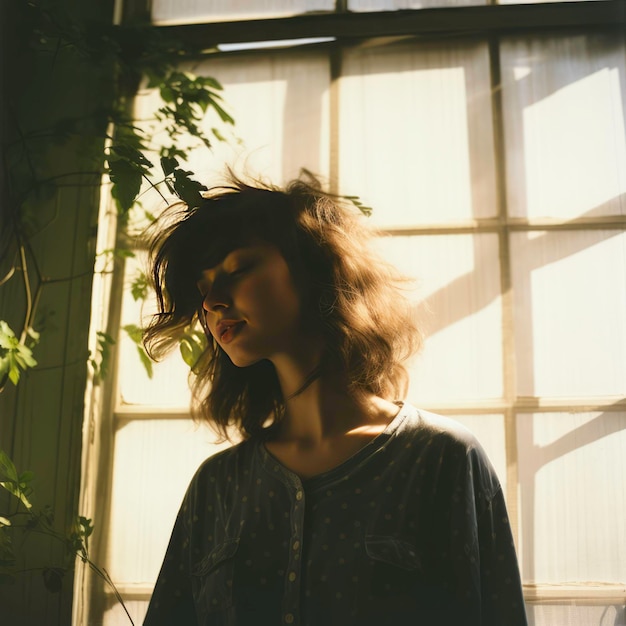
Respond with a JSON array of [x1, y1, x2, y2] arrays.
[[227, 353, 265, 369]]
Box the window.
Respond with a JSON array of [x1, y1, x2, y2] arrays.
[[78, 2, 626, 624]]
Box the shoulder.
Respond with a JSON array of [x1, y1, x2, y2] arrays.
[[395, 404, 501, 500], [198, 436, 254, 472], [185, 437, 256, 494], [397, 404, 482, 455]]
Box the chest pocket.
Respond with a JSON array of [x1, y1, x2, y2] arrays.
[[364, 535, 423, 600], [364, 535, 452, 615], [365, 536, 421, 571], [191, 538, 239, 615]]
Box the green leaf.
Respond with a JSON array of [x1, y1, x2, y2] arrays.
[[123, 324, 143, 344], [343, 195, 373, 217], [90, 332, 116, 384], [160, 85, 175, 103], [15, 344, 37, 369], [26, 327, 40, 344], [172, 168, 207, 209], [179, 329, 207, 370], [0, 450, 18, 482], [137, 346, 154, 379], [108, 158, 143, 214], [211, 127, 226, 142], [130, 272, 150, 301], [208, 98, 235, 125], [0, 481, 32, 510], [198, 76, 223, 90], [160, 155, 179, 177], [97, 248, 135, 260], [78, 516, 94, 539], [42, 567, 65, 594], [18, 470, 34, 484], [122, 325, 154, 378], [6, 355, 20, 386], [0, 321, 18, 350], [111, 144, 153, 169]]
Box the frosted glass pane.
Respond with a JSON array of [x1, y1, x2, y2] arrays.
[[117, 254, 192, 408], [511, 230, 626, 398], [348, 0, 480, 11], [376, 234, 503, 402], [151, 0, 334, 24], [517, 411, 626, 583], [191, 52, 330, 186], [339, 41, 497, 226], [133, 51, 330, 189], [108, 419, 232, 583], [499, 0, 608, 4], [449, 414, 507, 492], [350, 0, 483, 8], [501, 34, 626, 219], [103, 600, 149, 626], [528, 603, 626, 626]]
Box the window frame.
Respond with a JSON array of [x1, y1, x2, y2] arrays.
[[78, 1, 626, 621]]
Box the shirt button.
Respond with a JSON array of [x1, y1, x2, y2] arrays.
[[295, 490, 303, 501], [288, 571, 297, 582], [292, 540, 300, 551], [285, 613, 294, 624]]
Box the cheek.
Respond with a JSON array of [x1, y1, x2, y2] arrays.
[[249, 276, 300, 320]]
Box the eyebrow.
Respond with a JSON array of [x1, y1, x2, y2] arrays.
[[195, 248, 254, 291]]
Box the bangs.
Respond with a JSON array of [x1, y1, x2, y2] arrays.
[[161, 189, 293, 316]]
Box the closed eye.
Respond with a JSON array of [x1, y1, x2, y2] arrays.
[[230, 263, 253, 277]]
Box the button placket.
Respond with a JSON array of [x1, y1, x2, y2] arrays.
[[281, 481, 305, 626]]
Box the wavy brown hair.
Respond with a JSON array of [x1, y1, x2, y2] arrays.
[[143, 172, 422, 440]]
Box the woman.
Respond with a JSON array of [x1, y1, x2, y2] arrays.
[[142, 173, 527, 626]]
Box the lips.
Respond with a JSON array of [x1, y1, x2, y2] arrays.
[[215, 319, 245, 344]]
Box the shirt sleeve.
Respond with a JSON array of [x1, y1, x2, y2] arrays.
[[450, 443, 528, 626], [476, 484, 527, 625], [143, 491, 197, 626]]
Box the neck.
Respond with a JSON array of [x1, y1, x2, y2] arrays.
[[272, 361, 399, 445]]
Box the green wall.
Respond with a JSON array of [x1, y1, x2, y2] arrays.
[[0, 1, 115, 623]]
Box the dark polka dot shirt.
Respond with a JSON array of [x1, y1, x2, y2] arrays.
[[143, 404, 527, 626]]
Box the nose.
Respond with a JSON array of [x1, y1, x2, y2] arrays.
[[201, 278, 230, 312]]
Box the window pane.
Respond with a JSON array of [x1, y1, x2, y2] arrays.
[[510, 230, 626, 398], [527, 603, 626, 626], [349, 0, 484, 8], [377, 233, 503, 402], [107, 419, 231, 584], [498, 0, 609, 5], [187, 51, 331, 186], [339, 40, 497, 226], [517, 411, 626, 583], [117, 253, 192, 408], [501, 34, 626, 219], [104, 601, 149, 626], [133, 51, 331, 189], [151, 0, 334, 24]]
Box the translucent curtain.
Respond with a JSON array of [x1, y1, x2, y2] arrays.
[[501, 34, 626, 220], [517, 411, 626, 582], [510, 230, 626, 398], [338, 40, 497, 226], [151, 0, 335, 24], [348, 0, 483, 10], [95, 23, 626, 626], [376, 234, 504, 403], [502, 31, 626, 621]]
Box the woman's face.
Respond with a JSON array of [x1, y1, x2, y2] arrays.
[[197, 243, 305, 368]]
